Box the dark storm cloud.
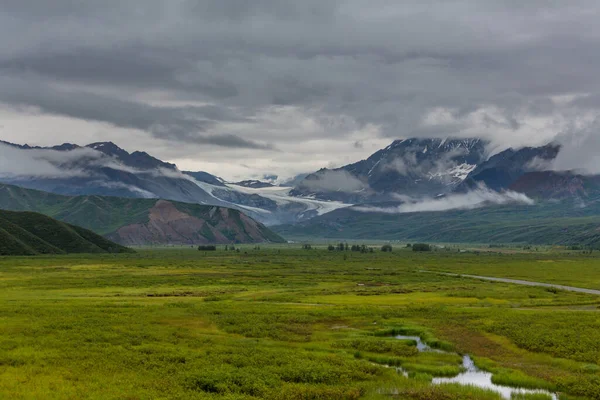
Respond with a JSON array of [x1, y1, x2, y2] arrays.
[[0, 75, 267, 149], [198, 134, 274, 150], [1, 0, 600, 154]]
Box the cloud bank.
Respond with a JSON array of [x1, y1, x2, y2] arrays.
[[0, 143, 102, 178], [354, 185, 534, 214], [2, 2, 600, 179], [0, 142, 197, 182], [299, 170, 368, 193], [551, 125, 600, 175]]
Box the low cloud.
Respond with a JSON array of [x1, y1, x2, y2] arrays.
[[379, 144, 475, 183], [95, 181, 157, 198], [551, 126, 600, 175], [0, 143, 100, 178], [381, 155, 413, 176], [525, 155, 554, 172], [355, 185, 534, 214], [300, 170, 367, 193], [0, 142, 198, 181]]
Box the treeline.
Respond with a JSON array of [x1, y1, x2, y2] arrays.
[[197, 245, 217, 251], [320, 243, 432, 252], [198, 245, 263, 252], [324, 243, 390, 253]]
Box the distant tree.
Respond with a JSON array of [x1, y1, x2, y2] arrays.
[[328, 245, 335, 251], [412, 243, 431, 252], [198, 245, 217, 251], [303, 244, 312, 250], [381, 244, 393, 252], [337, 242, 345, 251], [406, 243, 412, 248]]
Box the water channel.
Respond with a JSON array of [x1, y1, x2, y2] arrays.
[[395, 335, 558, 400]]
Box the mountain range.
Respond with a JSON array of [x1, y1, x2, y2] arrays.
[[0, 140, 348, 225], [273, 197, 600, 246], [2, 136, 600, 245], [0, 183, 285, 246], [291, 138, 488, 202]]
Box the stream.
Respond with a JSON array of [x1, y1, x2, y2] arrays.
[[395, 335, 558, 400]]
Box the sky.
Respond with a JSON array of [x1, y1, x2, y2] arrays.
[[1, 1, 600, 181]]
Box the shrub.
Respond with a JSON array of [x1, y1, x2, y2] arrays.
[[381, 244, 393, 252], [412, 243, 431, 252], [198, 245, 217, 251], [350, 245, 372, 253]]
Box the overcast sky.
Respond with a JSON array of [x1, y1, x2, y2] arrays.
[[1, 1, 600, 180]]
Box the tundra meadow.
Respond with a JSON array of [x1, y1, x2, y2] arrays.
[[1, 246, 600, 399]]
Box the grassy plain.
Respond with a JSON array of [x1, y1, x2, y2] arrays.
[[1, 246, 600, 399]]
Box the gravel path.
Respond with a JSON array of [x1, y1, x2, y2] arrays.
[[423, 271, 600, 295]]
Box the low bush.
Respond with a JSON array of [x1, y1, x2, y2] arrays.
[[381, 244, 393, 252], [412, 243, 431, 252]]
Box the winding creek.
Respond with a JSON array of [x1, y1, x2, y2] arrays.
[[395, 335, 558, 400]]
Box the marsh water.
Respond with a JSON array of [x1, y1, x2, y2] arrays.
[[395, 335, 558, 400]]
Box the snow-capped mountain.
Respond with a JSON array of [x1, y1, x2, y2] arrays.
[[291, 138, 488, 202], [0, 140, 351, 225], [458, 144, 561, 192], [1, 137, 588, 227]]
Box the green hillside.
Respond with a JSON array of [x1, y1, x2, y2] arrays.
[[0, 184, 285, 245], [0, 184, 155, 235], [0, 210, 133, 255], [274, 200, 600, 246]]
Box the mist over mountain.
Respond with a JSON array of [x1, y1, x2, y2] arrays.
[[291, 138, 488, 202], [0, 140, 350, 225], [0, 183, 285, 246], [458, 144, 561, 192], [0, 136, 596, 233]]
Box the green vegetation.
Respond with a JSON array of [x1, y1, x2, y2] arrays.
[[198, 245, 217, 251], [412, 243, 432, 252], [1, 247, 600, 399], [0, 209, 132, 255], [0, 183, 285, 244], [511, 394, 554, 400], [275, 199, 600, 246], [381, 244, 393, 252]]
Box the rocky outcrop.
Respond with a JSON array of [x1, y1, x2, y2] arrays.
[[106, 200, 285, 246]]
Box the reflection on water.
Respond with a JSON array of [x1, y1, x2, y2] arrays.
[[395, 335, 558, 400], [433, 355, 558, 400], [395, 335, 434, 352]]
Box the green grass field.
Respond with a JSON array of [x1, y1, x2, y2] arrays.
[[1, 246, 600, 399]]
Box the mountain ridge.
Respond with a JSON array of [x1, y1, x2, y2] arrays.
[[0, 183, 285, 245], [291, 138, 489, 202], [273, 199, 600, 246], [2, 136, 596, 227], [0, 139, 350, 224]]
